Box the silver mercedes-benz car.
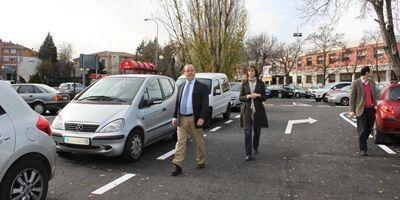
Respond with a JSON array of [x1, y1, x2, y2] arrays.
[[51, 74, 177, 161]]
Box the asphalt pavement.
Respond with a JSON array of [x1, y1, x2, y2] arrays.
[[46, 98, 400, 200]]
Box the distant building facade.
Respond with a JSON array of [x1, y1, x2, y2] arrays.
[[291, 40, 400, 87]]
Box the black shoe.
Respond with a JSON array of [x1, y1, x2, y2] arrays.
[[245, 156, 252, 161], [360, 151, 369, 156], [171, 163, 182, 176], [197, 163, 205, 169]]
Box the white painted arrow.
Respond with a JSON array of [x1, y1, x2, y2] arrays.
[[285, 118, 317, 134]]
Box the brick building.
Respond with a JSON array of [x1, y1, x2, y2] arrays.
[[290, 40, 400, 87]]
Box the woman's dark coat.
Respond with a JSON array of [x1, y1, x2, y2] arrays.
[[239, 79, 269, 128]]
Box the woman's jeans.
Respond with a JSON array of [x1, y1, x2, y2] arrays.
[[244, 119, 261, 156]]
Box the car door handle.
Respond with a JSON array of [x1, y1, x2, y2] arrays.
[[0, 135, 11, 141], [162, 108, 167, 112], [29, 95, 33, 97]]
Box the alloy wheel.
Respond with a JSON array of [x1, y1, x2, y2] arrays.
[[10, 168, 44, 200]]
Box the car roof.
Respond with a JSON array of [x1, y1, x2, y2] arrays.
[[178, 73, 228, 79], [106, 74, 171, 79]]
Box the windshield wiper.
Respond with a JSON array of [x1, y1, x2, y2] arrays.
[[78, 95, 125, 102]]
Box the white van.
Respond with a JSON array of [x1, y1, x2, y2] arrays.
[[177, 73, 231, 127]]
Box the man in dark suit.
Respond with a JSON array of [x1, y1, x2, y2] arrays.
[[171, 64, 209, 176], [349, 66, 377, 156]]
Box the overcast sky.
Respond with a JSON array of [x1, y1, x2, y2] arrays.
[[0, 0, 380, 58]]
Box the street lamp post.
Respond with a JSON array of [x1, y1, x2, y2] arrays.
[[293, 26, 302, 86], [144, 18, 159, 70]]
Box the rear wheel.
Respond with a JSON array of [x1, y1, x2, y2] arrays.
[[295, 93, 301, 98], [340, 97, 349, 106], [121, 132, 143, 162], [0, 157, 49, 200], [315, 98, 321, 102], [373, 124, 386, 144], [223, 103, 231, 120], [322, 93, 328, 102], [33, 102, 45, 115], [278, 93, 283, 98]]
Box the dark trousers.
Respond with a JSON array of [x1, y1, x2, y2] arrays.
[[244, 119, 261, 156], [356, 107, 375, 151]]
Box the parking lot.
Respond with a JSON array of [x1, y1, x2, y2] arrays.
[[43, 98, 400, 200]]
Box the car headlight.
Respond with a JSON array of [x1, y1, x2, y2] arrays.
[[52, 115, 64, 130], [99, 119, 125, 133]]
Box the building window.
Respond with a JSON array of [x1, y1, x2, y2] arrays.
[[3, 49, 9, 54], [375, 49, 384, 59], [9, 56, 17, 63], [297, 76, 302, 84], [340, 73, 352, 82], [306, 75, 312, 83], [357, 50, 366, 60], [3, 56, 10, 62], [328, 74, 335, 83], [10, 49, 17, 54], [342, 51, 350, 61], [329, 54, 337, 64], [317, 75, 324, 84], [306, 57, 312, 66], [317, 55, 324, 65]]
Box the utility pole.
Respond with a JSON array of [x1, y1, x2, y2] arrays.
[[293, 26, 302, 86]]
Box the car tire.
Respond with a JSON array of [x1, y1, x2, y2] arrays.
[[295, 93, 301, 98], [121, 132, 143, 162], [322, 93, 328, 102], [0, 156, 49, 200], [373, 124, 385, 144], [33, 102, 45, 115], [340, 97, 349, 106], [278, 93, 283, 98], [223, 103, 231, 120], [315, 98, 321, 102]]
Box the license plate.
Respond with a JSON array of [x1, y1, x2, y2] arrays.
[[288, 93, 293, 95], [63, 136, 89, 145], [63, 97, 68, 100]]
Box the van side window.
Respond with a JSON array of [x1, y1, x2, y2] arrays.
[[220, 78, 230, 92], [212, 79, 220, 94], [159, 78, 174, 99]]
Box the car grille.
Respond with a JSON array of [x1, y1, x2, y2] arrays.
[[65, 123, 99, 132]]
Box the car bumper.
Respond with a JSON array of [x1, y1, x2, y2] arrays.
[[376, 119, 400, 134], [52, 129, 128, 157]]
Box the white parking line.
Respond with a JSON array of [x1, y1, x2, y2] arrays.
[[157, 149, 176, 160], [339, 112, 357, 127], [378, 145, 397, 154], [209, 126, 221, 132], [235, 115, 240, 119], [317, 105, 330, 108], [225, 120, 233, 124], [91, 174, 136, 195]]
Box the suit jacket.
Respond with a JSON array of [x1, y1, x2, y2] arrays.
[[239, 79, 269, 128], [173, 79, 209, 128], [349, 78, 377, 117]]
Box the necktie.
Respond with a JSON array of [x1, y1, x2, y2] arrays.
[[180, 81, 191, 114]]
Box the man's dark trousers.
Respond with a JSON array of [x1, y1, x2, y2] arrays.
[[356, 107, 375, 151]]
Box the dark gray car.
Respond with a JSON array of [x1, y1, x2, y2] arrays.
[[12, 84, 70, 115]]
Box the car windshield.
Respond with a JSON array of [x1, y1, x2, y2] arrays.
[[230, 83, 241, 92], [76, 77, 144, 104], [177, 78, 212, 94], [389, 86, 400, 100]]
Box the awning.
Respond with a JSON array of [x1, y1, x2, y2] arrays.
[[119, 60, 157, 72]]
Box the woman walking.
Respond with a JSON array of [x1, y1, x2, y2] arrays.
[[239, 65, 269, 161]]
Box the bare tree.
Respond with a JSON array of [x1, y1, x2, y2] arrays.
[[274, 42, 302, 85], [245, 34, 278, 72], [57, 43, 74, 77], [157, 0, 247, 77], [363, 29, 384, 82], [306, 25, 344, 85], [298, 0, 400, 80]]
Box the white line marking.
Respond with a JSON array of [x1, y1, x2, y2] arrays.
[[285, 118, 317, 134], [225, 120, 233, 124], [317, 105, 330, 108], [157, 149, 176, 160], [339, 112, 357, 127], [265, 104, 274, 106], [91, 174, 136, 195], [340, 112, 396, 153], [209, 126, 221, 132], [204, 134, 207, 137], [235, 115, 240, 119], [378, 145, 397, 154]]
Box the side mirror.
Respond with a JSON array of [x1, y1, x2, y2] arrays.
[[214, 88, 221, 96], [145, 99, 163, 107]]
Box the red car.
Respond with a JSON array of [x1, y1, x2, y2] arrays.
[[373, 81, 400, 143]]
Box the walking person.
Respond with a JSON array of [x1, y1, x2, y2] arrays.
[[171, 64, 209, 176], [349, 66, 377, 156], [239, 65, 268, 161]]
